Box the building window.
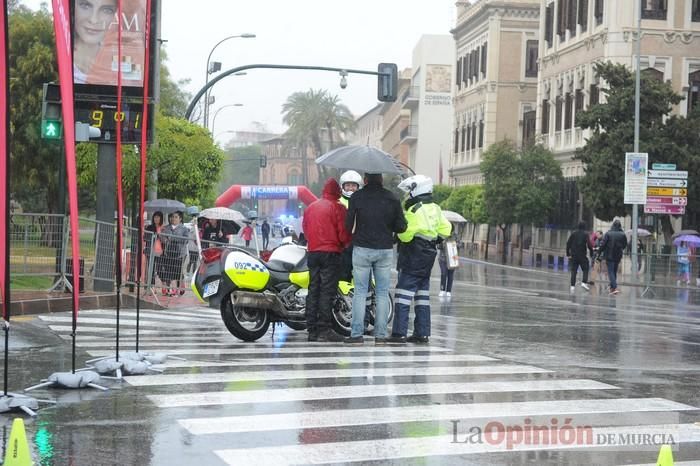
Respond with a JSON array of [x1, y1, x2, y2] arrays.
[[465, 54, 471, 85], [523, 110, 537, 147], [471, 122, 477, 150], [525, 40, 539, 78], [567, 0, 577, 37], [642, 0, 667, 20], [461, 126, 467, 152], [545, 4, 554, 47], [481, 42, 487, 77], [555, 96, 563, 131], [693, 0, 700, 22], [594, 0, 604, 25], [462, 56, 468, 86], [578, 0, 588, 31], [564, 93, 573, 130], [472, 49, 478, 81], [479, 120, 484, 148], [688, 70, 700, 114], [466, 124, 471, 151], [456, 59, 462, 90], [642, 67, 664, 81], [590, 84, 599, 105], [541, 99, 550, 134], [574, 89, 584, 126], [557, 0, 566, 41]]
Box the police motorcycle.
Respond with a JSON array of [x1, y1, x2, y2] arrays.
[[191, 235, 392, 341]]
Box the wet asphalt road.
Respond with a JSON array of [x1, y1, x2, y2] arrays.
[[1, 259, 700, 465]]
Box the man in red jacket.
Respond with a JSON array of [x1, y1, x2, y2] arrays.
[[302, 178, 352, 342]]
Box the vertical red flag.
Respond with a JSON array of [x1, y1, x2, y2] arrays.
[[137, 0, 152, 282], [1, 0, 9, 320], [51, 0, 81, 321], [115, 0, 124, 284]]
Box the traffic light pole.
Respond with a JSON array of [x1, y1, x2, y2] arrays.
[[185, 63, 397, 121]]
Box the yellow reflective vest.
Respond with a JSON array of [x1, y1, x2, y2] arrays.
[[398, 202, 452, 244]]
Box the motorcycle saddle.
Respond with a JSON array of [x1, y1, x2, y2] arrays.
[[265, 256, 308, 273]]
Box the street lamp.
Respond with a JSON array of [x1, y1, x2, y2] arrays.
[[211, 103, 244, 136], [204, 33, 256, 128]]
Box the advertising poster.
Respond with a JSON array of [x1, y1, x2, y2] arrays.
[[623, 152, 648, 205], [72, 0, 147, 87]]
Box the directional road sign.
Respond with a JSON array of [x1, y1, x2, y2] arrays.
[[644, 205, 686, 215], [646, 196, 688, 206], [646, 187, 687, 196], [647, 178, 687, 188], [652, 163, 676, 170], [647, 170, 688, 179]]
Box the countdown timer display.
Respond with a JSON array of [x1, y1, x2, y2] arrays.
[[74, 100, 153, 144]]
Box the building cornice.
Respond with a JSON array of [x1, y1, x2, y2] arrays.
[[452, 2, 540, 38]]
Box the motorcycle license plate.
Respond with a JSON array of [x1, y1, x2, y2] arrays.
[[202, 279, 220, 298]]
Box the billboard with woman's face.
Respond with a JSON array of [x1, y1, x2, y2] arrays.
[[72, 0, 148, 88]]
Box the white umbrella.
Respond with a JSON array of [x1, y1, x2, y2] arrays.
[[442, 210, 467, 223], [199, 207, 246, 223], [626, 228, 651, 238]]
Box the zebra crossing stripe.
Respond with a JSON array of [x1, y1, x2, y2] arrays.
[[214, 424, 700, 465], [49, 325, 165, 335], [38, 316, 215, 329], [77, 309, 221, 321], [125, 364, 551, 387], [180, 397, 693, 435], [87, 346, 453, 357], [153, 354, 498, 368], [149, 379, 617, 408]]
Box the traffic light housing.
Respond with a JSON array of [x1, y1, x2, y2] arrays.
[[41, 83, 63, 140], [377, 63, 398, 102], [260, 155, 267, 168]]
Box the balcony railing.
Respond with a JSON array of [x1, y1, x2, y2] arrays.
[[575, 128, 583, 146], [401, 86, 420, 109], [400, 125, 418, 142], [564, 129, 572, 147]]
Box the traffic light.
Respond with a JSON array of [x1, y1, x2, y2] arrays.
[[41, 83, 63, 140], [377, 63, 398, 102], [260, 155, 267, 168]]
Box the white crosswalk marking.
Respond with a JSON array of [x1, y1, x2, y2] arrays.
[[38, 307, 700, 465]]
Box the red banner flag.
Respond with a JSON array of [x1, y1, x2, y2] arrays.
[[51, 0, 81, 322], [137, 0, 152, 284], [1, 0, 9, 320]]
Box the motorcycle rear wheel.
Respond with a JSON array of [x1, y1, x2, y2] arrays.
[[220, 293, 271, 341], [331, 289, 395, 337]]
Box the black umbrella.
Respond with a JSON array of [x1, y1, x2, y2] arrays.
[[315, 145, 406, 175], [144, 199, 185, 215]]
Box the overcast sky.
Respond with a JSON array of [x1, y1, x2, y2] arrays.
[[25, 0, 456, 143]]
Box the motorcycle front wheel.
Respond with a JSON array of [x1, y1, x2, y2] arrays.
[[220, 293, 271, 341], [331, 289, 395, 337]]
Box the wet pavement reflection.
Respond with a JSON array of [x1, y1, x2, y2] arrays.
[[1, 259, 699, 465]]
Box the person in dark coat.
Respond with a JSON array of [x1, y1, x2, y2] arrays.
[[144, 211, 164, 286], [566, 221, 594, 292], [599, 219, 628, 295], [261, 220, 271, 250], [302, 178, 352, 342]]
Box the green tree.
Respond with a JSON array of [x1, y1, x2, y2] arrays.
[[158, 48, 191, 118], [574, 62, 700, 239], [8, 3, 59, 212], [432, 184, 453, 206], [481, 140, 562, 263]]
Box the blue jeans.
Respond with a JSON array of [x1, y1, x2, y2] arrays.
[[607, 260, 620, 289], [351, 247, 392, 338]]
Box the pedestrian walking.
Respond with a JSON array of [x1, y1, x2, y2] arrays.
[[390, 175, 451, 344], [261, 220, 271, 250], [599, 219, 628, 295], [302, 178, 352, 342], [344, 173, 407, 345], [438, 233, 458, 298], [676, 241, 691, 286], [566, 221, 594, 293], [240, 224, 253, 247]]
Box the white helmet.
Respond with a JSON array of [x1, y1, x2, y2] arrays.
[[398, 175, 433, 198], [339, 170, 362, 198]]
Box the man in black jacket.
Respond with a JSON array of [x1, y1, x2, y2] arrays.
[[566, 221, 594, 293], [599, 219, 628, 295], [344, 173, 407, 345]]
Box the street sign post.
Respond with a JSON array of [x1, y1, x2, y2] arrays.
[[647, 178, 687, 188], [651, 163, 676, 170], [646, 187, 687, 196], [644, 205, 686, 214], [624, 152, 648, 205], [645, 196, 688, 205], [647, 170, 689, 179]]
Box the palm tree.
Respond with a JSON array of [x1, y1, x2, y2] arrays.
[[281, 89, 357, 185]]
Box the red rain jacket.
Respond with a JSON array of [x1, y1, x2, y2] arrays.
[[302, 178, 352, 253]]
